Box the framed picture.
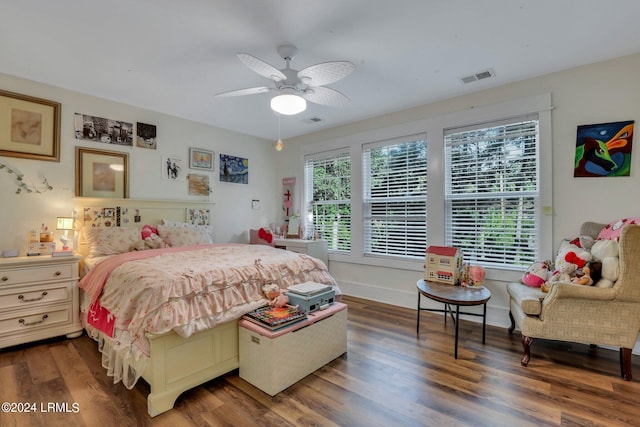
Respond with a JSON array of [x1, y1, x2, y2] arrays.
[[136, 122, 157, 149], [76, 147, 129, 198], [74, 113, 133, 146], [0, 89, 60, 162], [574, 120, 634, 177], [188, 173, 211, 196], [189, 147, 214, 170], [219, 153, 248, 184], [162, 155, 185, 181]]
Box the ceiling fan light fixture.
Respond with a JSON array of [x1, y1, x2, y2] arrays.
[[271, 93, 307, 115]]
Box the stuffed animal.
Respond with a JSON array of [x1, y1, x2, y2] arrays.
[[261, 283, 289, 308], [542, 262, 577, 293], [571, 261, 602, 286], [141, 225, 168, 249], [521, 261, 549, 288]]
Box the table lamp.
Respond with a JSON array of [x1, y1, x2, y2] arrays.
[[56, 216, 74, 251]]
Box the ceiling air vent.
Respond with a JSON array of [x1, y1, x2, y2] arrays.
[[303, 117, 323, 124], [460, 69, 495, 84]]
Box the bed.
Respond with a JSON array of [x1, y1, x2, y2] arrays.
[[74, 198, 340, 416]]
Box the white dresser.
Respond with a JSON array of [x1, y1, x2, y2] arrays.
[[0, 255, 83, 349], [274, 238, 329, 266]]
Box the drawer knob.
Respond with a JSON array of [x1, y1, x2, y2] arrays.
[[1, 276, 8, 282], [18, 291, 48, 302], [19, 314, 49, 326], [55, 271, 62, 276]]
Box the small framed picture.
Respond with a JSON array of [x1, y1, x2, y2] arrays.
[[76, 147, 129, 198], [189, 147, 214, 170]]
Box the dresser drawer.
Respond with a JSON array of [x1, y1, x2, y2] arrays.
[[0, 283, 72, 310], [0, 306, 72, 335], [0, 264, 74, 286]]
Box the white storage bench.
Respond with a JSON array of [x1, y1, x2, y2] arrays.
[[238, 302, 347, 395]]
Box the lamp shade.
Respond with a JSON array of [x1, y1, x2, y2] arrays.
[[271, 93, 307, 115], [56, 217, 74, 230]]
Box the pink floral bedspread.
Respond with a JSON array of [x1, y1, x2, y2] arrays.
[[79, 244, 337, 349]]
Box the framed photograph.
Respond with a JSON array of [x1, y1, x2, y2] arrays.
[[219, 153, 248, 184], [76, 147, 129, 198], [74, 113, 133, 146], [189, 147, 214, 170], [186, 208, 210, 226], [163, 155, 185, 181], [0, 89, 60, 162], [136, 122, 157, 149]]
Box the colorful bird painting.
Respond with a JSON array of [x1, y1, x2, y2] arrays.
[[574, 121, 634, 177]]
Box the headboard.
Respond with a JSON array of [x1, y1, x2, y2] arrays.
[[74, 197, 214, 256]]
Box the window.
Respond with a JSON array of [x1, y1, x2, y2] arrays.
[[304, 150, 351, 252], [362, 134, 427, 259], [444, 115, 540, 269]]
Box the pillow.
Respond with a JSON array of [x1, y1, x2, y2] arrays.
[[161, 219, 214, 242], [597, 217, 640, 241], [591, 239, 619, 261], [83, 226, 141, 257], [157, 224, 212, 247]]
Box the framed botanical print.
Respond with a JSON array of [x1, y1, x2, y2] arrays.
[[76, 147, 129, 198], [0, 89, 61, 162]]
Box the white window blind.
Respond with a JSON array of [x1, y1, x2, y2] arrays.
[[362, 134, 427, 259], [304, 150, 351, 252], [444, 115, 539, 269]]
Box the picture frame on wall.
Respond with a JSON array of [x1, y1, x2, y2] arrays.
[[73, 113, 133, 146], [219, 153, 248, 184], [75, 147, 129, 198], [189, 147, 214, 170], [0, 89, 61, 162]]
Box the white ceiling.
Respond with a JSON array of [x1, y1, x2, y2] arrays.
[[3, 0, 640, 141]]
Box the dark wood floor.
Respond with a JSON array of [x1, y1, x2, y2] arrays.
[[2, 295, 640, 427]]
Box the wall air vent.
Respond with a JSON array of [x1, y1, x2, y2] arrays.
[[460, 69, 495, 84]]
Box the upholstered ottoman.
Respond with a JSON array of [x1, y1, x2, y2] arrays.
[[238, 302, 347, 395]]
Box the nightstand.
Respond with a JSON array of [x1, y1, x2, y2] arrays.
[[0, 255, 83, 349], [273, 238, 329, 266]]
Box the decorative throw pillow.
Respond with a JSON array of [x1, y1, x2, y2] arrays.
[[157, 224, 212, 247], [83, 226, 141, 257], [590, 239, 619, 261], [597, 217, 640, 241], [161, 219, 214, 242]]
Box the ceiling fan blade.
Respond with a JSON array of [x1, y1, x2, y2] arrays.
[[215, 86, 273, 97], [298, 61, 355, 86], [237, 53, 287, 82], [302, 86, 350, 108]]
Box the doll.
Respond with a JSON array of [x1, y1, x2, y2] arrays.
[[571, 261, 602, 286]]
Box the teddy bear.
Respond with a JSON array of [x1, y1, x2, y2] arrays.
[[521, 261, 549, 288], [542, 262, 577, 293], [261, 283, 289, 308]]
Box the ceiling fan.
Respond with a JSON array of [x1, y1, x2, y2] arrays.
[[215, 44, 355, 115]]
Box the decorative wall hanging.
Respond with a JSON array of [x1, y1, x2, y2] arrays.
[[0, 160, 53, 194], [136, 122, 157, 149], [219, 153, 248, 184], [0, 89, 60, 161], [188, 173, 211, 195], [162, 155, 185, 181], [282, 177, 295, 220], [189, 147, 214, 170], [74, 113, 133, 146], [186, 208, 210, 226], [76, 147, 129, 198], [574, 120, 634, 177]]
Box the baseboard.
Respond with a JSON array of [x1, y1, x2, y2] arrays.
[[338, 279, 640, 355]]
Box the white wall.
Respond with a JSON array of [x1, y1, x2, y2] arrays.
[[274, 53, 640, 329], [0, 72, 279, 253]]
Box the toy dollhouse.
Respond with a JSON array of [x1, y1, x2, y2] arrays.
[[425, 246, 463, 285]]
